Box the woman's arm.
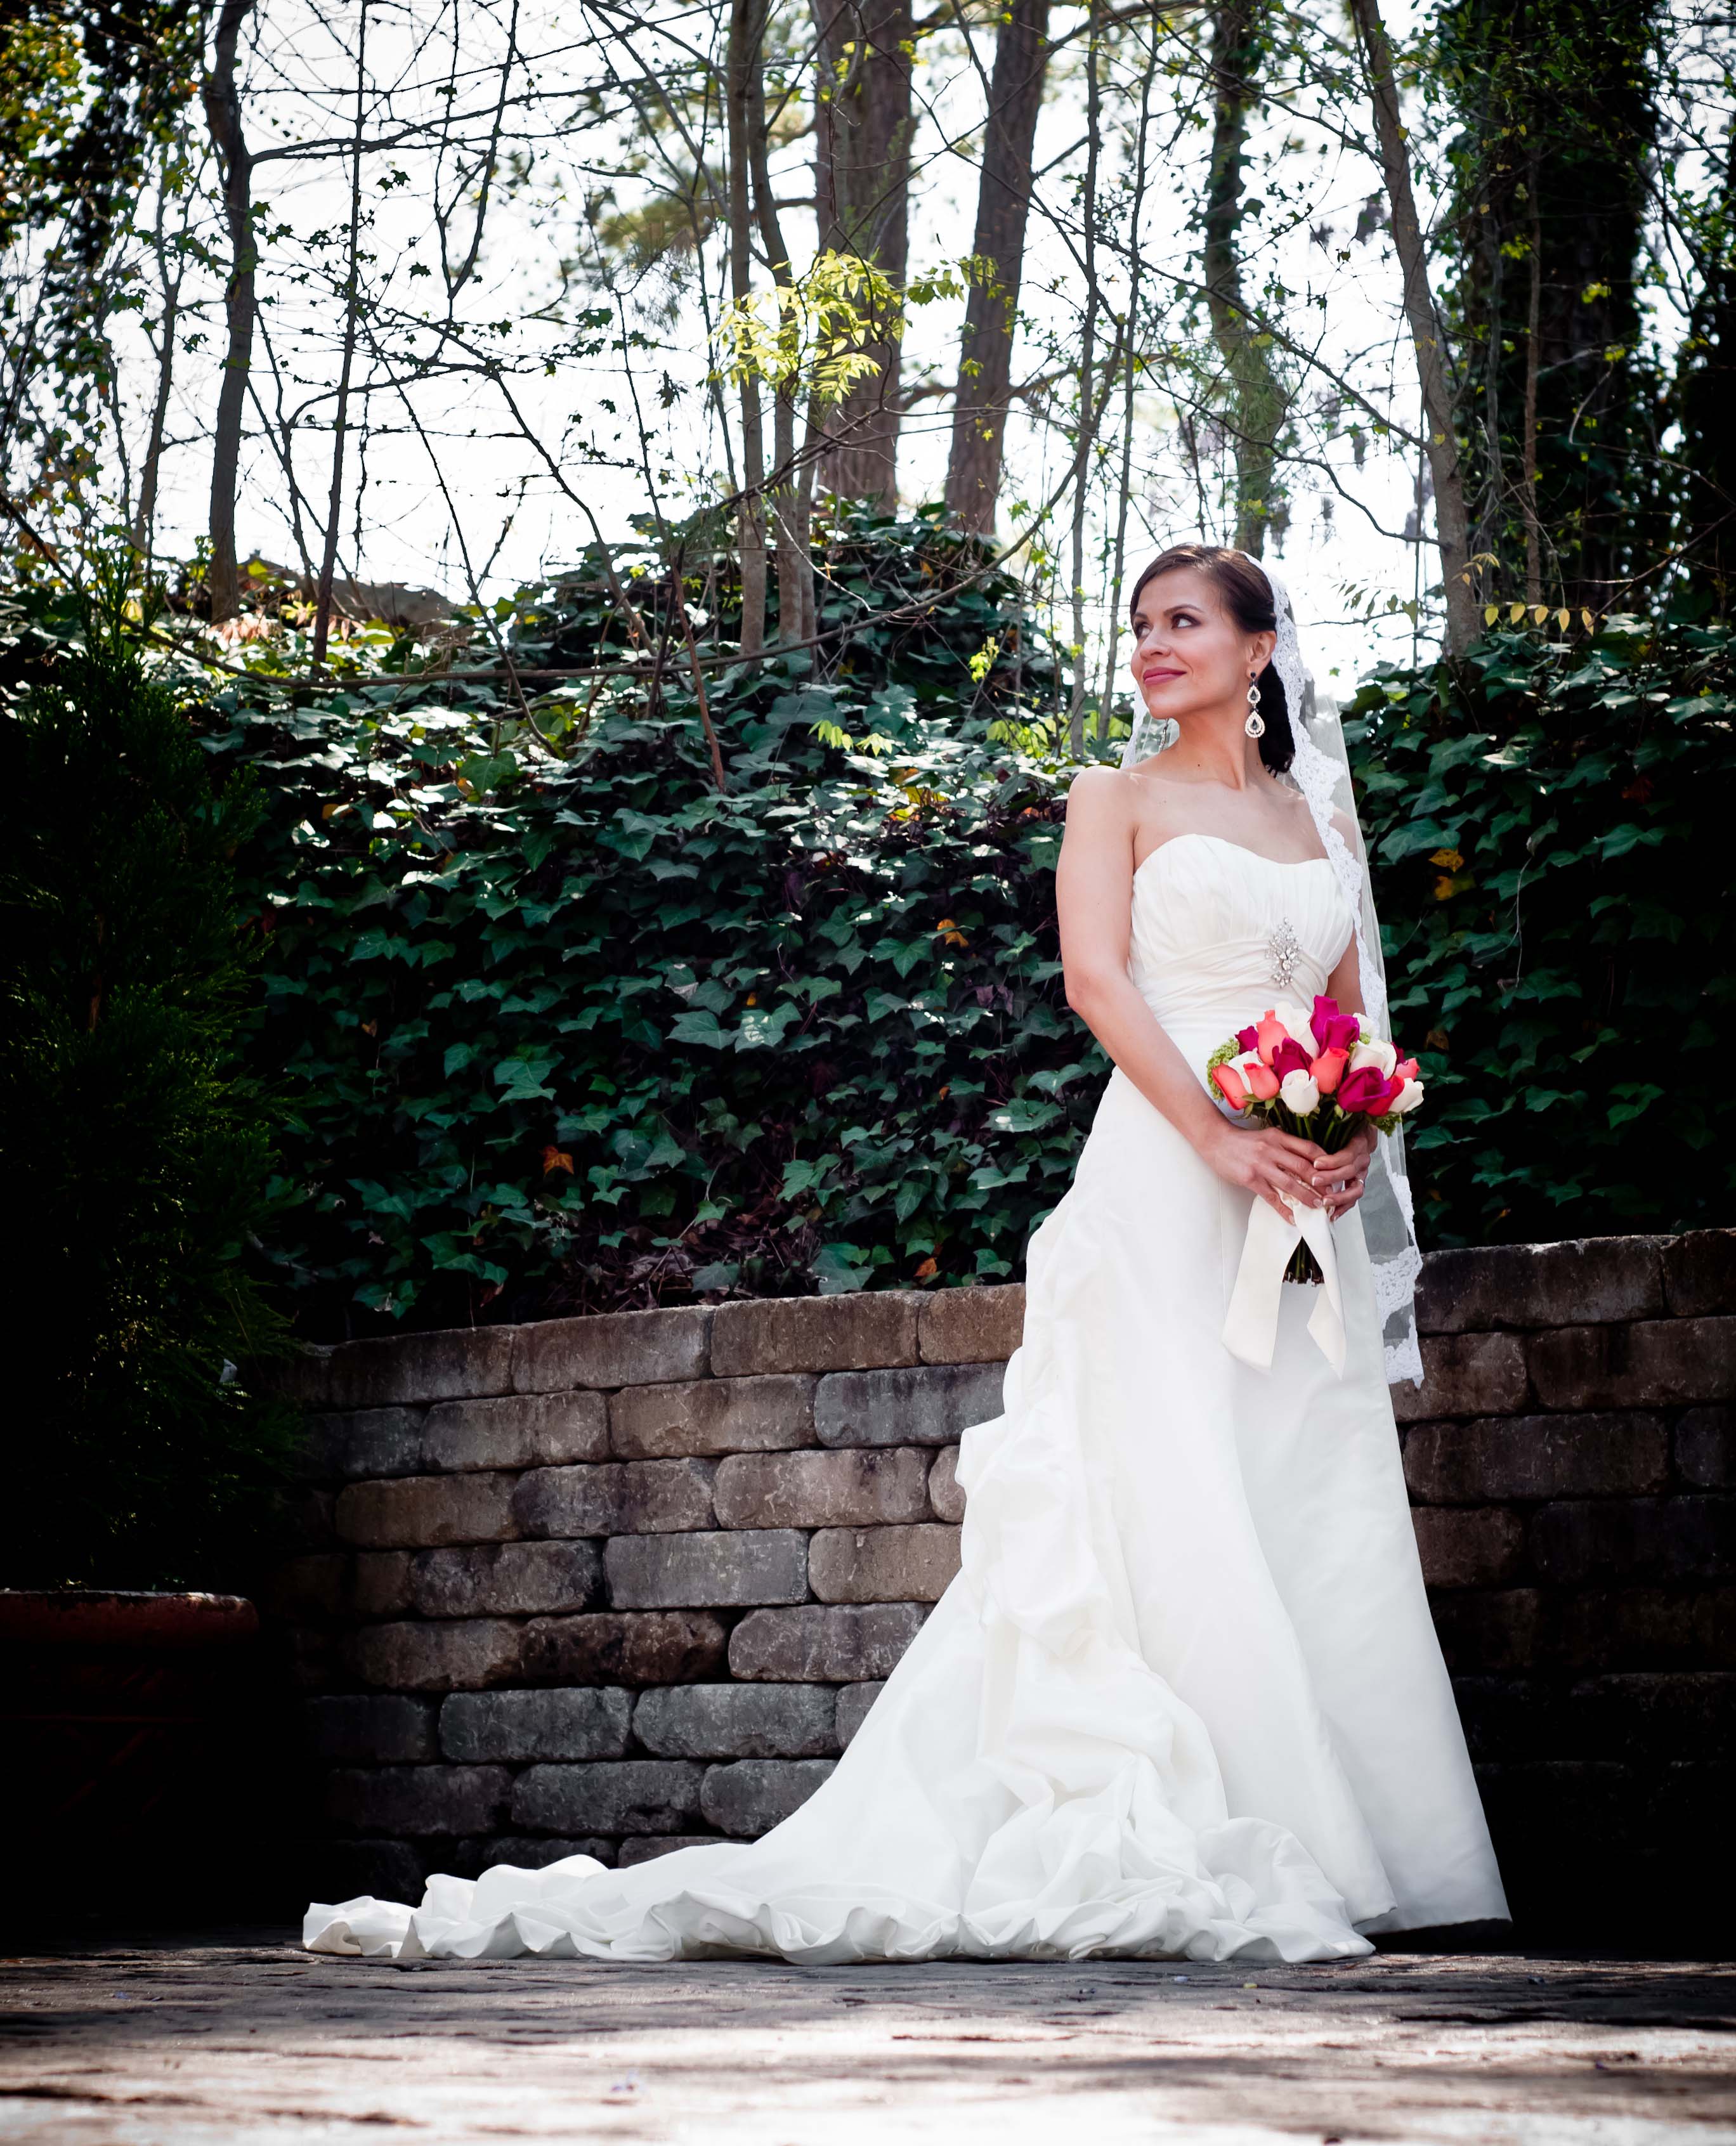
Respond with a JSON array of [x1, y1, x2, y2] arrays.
[[1056, 769, 1328, 1219]]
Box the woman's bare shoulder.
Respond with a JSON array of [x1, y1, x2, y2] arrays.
[[1064, 762, 1135, 824], [1067, 762, 1125, 801], [1060, 764, 1142, 871], [1274, 776, 1361, 859]]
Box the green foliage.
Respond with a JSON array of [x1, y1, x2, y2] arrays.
[[0, 1, 203, 516], [1433, 0, 1669, 606], [0, 567, 297, 1585], [20, 515, 1714, 1368], [195, 505, 1095, 1333], [1346, 616, 1735, 1244]]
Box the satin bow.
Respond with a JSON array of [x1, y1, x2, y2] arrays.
[[1221, 1193, 1346, 1377]]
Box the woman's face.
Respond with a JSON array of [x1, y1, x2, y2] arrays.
[[1127, 568, 1274, 726]]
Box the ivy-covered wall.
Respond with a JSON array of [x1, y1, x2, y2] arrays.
[[1347, 616, 1734, 1249], [8, 522, 1725, 1345], [202, 512, 1095, 1339]]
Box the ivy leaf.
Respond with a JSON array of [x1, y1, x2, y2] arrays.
[[599, 814, 658, 861], [781, 1157, 832, 1199], [457, 750, 518, 795], [668, 1009, 732, 1049], [1599, 823, 1665, 860], [814, 1241, 871, 1292], [493, 1055, 558, 1100], [738, 1003, 802, 1050], [987, 1095, 1062, 1133], [1607, 1084, 1664, 1128]]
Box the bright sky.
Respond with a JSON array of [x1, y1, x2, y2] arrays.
[[120, 0, 1499, 698]]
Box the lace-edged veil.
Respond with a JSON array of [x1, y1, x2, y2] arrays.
[[1118, 555, 1425, 1386]]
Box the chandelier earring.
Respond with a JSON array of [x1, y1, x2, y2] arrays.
[[1244, 672, 1266, 740]]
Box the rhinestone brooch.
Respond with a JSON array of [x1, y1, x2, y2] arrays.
[[1268, 918, 1302, 991]]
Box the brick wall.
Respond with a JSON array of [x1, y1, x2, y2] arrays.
[[273, 1232, 1733, 1944]]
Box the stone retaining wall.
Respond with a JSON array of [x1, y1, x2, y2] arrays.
[[273, 1232, 1733, 1944]]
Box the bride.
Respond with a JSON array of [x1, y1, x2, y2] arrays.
[[306, 545, 1508, 1965]]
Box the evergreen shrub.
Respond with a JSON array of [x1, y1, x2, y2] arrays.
[[202, 507, 1094, 1334], [0, 573, 296, 1585]]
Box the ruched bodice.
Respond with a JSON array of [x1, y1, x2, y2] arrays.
[[1129, 832, 1355, 1065]]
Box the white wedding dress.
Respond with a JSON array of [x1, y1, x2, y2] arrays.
[[305, 831, 1508, 1965]]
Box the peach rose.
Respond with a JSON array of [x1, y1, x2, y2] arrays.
[[1255, 1011, 1291, 1065], [1213, 1063, 1250, 1109], [1310, 1046, 1350, 1095]]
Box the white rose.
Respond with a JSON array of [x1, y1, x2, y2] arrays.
[[1278, 1069, 1321, 1115], [1272, 1001, 1317, 1045], [1350, 1037, 1397, 1079], [1388, 1077, 1425, 1115]]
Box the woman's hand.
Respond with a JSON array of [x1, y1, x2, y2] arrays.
[[1310, 1123, 1377, 1218], [1203, 1121, 1330, 1221]]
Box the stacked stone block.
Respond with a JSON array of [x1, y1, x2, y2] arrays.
[[275, 1286, 1017, 1902], [275, 1236, 1733, 1942], [1391, 1233, 1734, 1938]]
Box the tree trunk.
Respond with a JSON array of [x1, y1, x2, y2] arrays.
[[813, 0, 913, 505], [1349, 0, 1478, 654], [1676, 131, 1736, 612], [1097, 29, 1159, 736], [1202, 0, 1286, 556], [202, 0, 256, 624], [132, 181, 186, 567], [1522, 155, 1543, 605], [726, 0, 767, 655], [1437, 0, 1661, 611], [748, 35, 809, 644], [943, 0, 1052, 535], [1067, 4, 1102, 757], [311, 0, 367, 671]]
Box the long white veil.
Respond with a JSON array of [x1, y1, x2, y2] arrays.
[[1118, 557, 1425, 1387]]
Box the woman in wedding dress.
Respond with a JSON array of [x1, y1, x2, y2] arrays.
[[306, 546, 1508, 1967]]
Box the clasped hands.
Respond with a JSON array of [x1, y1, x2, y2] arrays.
[[1206, 1119, 1378, 1224]]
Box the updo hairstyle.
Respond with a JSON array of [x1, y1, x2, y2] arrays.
[[1126, 543, 1295, 774]]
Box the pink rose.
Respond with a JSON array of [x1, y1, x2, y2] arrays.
[[1310, 1046, 1349, 1095], [1255, 1011, 1291, 1065], [1270, 1036, 1312, 1080], [1310, 996, 1361, 1055], [1213, 1063, 1249, 1110], [1395, 1056, 1419, 1083], [1336, 1064, 1393, 1114], [1235, 1024, 1260, 1053], [1245, 1060, 1281, 1100]]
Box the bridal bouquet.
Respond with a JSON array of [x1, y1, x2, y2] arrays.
[[1206, 996, 1423, 1285]]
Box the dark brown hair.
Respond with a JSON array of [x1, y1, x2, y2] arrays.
[[1128, 543, 1293, 773]]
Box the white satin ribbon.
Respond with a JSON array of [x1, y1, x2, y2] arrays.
[[1221, 1194, 1347, 1377]]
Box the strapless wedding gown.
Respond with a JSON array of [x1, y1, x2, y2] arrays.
[[305, 832, 1508, 1965]]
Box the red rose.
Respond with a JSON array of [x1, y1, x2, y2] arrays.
[[1336, 1064, 1392, 1114], [1310, 996, 1361, 1055], [1270, 1037, 1312, 1079]]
